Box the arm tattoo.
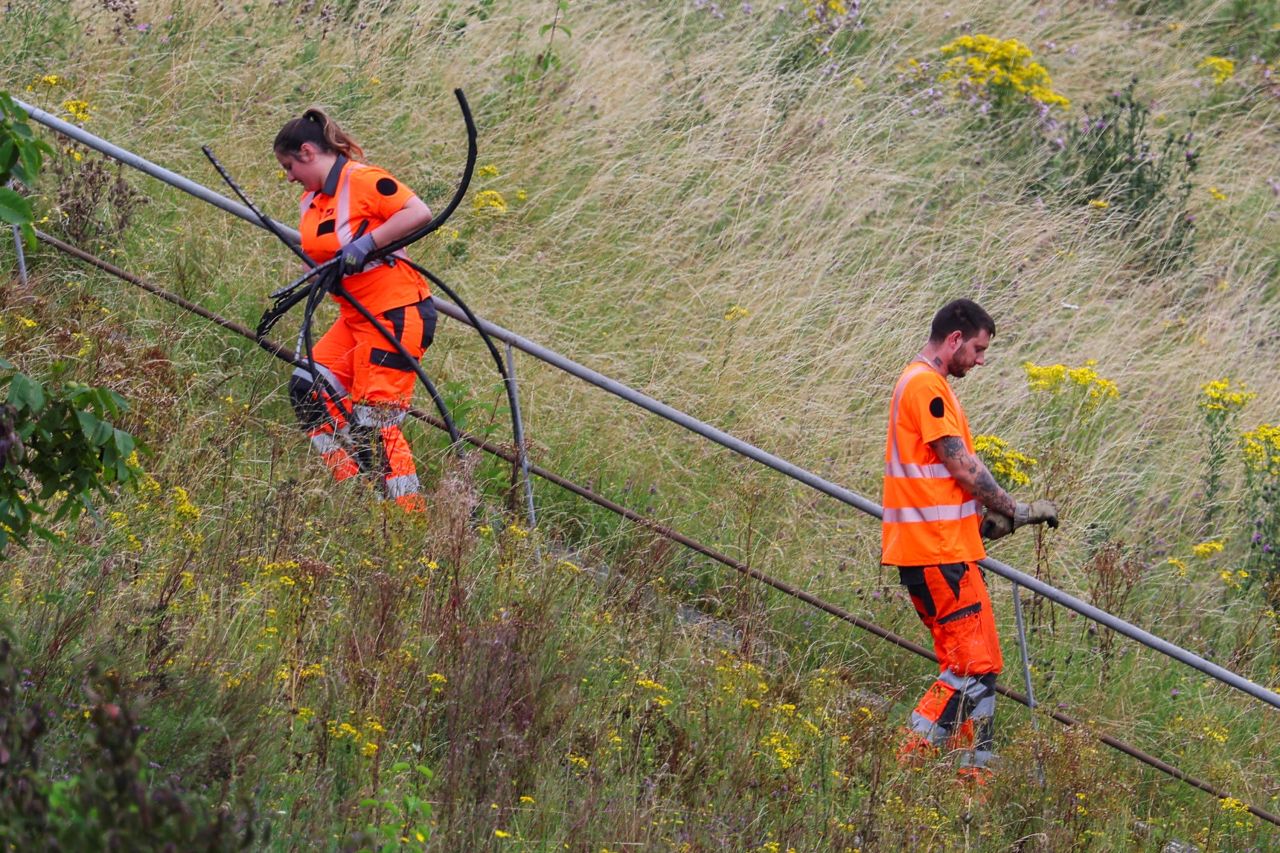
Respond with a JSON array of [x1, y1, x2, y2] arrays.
[[971, 467, 1017, 516], [933, 436, 1017, 515]]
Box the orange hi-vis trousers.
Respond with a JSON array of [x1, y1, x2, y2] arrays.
[[901, 561, 1002, 769], [288, 298, 436, 510]]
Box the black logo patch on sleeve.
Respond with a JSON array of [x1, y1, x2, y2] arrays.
[[316, 219, 336, 235], [929, 396, 945, 418], [375, 177, 399, 197]]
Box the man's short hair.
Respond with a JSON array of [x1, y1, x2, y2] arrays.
[[929, 299, 995, 343]]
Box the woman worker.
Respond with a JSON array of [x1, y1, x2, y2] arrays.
[[274, 109, 436, 513]]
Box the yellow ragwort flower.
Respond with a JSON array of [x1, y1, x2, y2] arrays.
[[1198, 56, 1235, 86]]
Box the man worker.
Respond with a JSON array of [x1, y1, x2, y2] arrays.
[[881, 298, 1058, 778]]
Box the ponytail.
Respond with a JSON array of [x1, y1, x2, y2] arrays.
[[273, 108, 365, 160]]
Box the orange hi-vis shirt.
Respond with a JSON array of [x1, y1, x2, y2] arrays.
[[297, 156, 430, 317], [881, 358, 986, 567]]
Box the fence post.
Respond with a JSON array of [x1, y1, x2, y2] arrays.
[[1011, 580, 1046, 784], [11, 225, 26, 286], [506, 341, 539, 555]]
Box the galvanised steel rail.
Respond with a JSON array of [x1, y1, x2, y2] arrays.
[[29, 229, 1280, 828], [16, 96, 1280, 717]]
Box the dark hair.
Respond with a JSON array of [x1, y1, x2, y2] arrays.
[[929, 298, 995, 343], [273, 108, 365, 160]]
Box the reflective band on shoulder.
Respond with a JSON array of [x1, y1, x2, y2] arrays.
[[882, 501, 978, 524], [885, 460, 952, 478], [335, 163, 361, 245], [298, 191, 314, 221], [886, 363, 936, 468], [384, 473, 420, 499], [334, 162, 393, 273]]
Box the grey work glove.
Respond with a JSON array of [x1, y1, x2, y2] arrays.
[[1013, 499, 1059, 530], [980, 509, 1014, 541], [339, 233, 377, 275]]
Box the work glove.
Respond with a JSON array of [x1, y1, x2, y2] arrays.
[[1013, 499, 1059, 530], [980, 509, 1014, 541], [338, 233, 377, 275]]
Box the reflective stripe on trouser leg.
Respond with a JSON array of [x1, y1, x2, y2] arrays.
[[911, 671, 997, 766], [378, 424, 420, 501], [309, 426, 360, 482]]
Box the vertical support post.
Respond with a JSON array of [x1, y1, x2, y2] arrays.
[[12, 225, 27, 287], [505, 341, 539, 557], [1011, 580, 1046, 784]]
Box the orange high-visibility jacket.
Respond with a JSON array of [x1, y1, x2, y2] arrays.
[[881, 359, 986, 566], [298, 157, 430, 317]]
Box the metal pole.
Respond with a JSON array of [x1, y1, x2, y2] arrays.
[[506, 341, 540, 554], [1011, 580, 1045, 784], [1011, 582, 1037, 712], [19, 99, 1280, 713], [11, 225, 26, 286]]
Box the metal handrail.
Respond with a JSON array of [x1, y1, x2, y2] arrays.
[[15, 96, 1280, 714]]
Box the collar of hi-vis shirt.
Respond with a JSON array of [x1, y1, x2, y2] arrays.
[[319, 154, 348, 197]]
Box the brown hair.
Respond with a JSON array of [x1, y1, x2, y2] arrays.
[[929, 298, 995, 343], [273, 108, 365, 160]]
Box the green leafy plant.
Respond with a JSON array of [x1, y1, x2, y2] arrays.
[[0, 359, 142, 548], [0, 91, 53, 247], [0, 640, 260, 849], [347, 762, 435, 851], [1040, 81, 1197, 269]]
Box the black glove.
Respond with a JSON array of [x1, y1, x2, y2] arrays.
[[980, 510, 1014, 541], [1013, 499, 1059, 530], [338, 233, 377, 275]]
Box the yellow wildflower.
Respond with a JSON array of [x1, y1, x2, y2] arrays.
[[1199, 379, 1254, 414], [973, 434, 1036, 488], [1191, 539, 1224, 559], [1241, 424, 1280, 477], [62, 99, 90, 123], [473, 190, 508, 215], [1198, 56, 1235, 86], [1088, 198, 1109, 209], [1208, 186, 1228, 202], [724, 304, 750, 322], [477, 164, 500, 178], [937, 34, 1069, 110]]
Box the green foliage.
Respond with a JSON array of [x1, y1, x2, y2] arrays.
[[0, 360, 142, 549], [0, 639, 259, 849], [347, 762, 435, 850], [1040, 81, 1197, 269], [0, 91, 53, 247], [502, 0, 572, 93]]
